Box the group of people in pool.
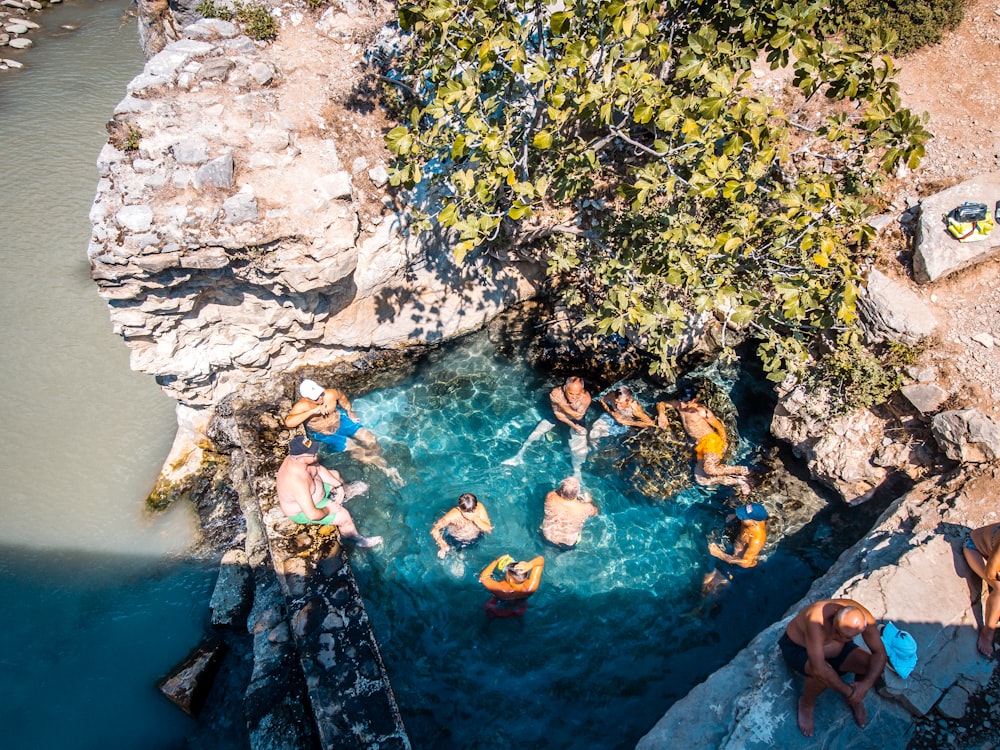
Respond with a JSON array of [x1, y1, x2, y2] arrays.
[[274, 374, 766, 608], [435, 375, 771, 615], [273, 374, 1000, 736]]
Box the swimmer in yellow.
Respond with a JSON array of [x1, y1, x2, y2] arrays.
[[657, 393, 750, 494]]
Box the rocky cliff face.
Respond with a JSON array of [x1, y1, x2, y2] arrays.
[[91, 2, 543, 480]]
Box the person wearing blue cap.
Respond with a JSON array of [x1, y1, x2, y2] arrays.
[[275, 435, 382, 548], [708, 503, 769, 569]]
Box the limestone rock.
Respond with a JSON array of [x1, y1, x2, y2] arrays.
[[771, 385, 887, 503], [913, 172, 1000, 283], [858, 269, 937, 345], [89, 20, 544, 422], [900, 382, 949, 414], [931, 409, 1000, 463], [209, 547, 253, 628]]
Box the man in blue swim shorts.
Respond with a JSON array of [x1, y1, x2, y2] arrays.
[[285, 379, 403, 486], [275, 435, 382, 547]]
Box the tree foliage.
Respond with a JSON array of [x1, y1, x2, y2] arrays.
[[835, 0, 967, 55], [383, 0, 930, 382]]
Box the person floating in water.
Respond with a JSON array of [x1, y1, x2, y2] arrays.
[[656, 393, 750, 495], [590, 384, 657, 441], [962, 521, 1000, 657], [275, 435, 382, 547], [780, 598, 887, 737], [430, 492, 493, 559], [479, 554, 545, 618], [284, 378, 403, 486], [709, 502, 768, 568], [600, 386, 657, 429], [702, 502, 769, 594], [502, 376, 592, 477], [541, 476, 598, 550]]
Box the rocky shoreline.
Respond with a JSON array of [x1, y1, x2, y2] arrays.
[[1, 0, 59, 70]]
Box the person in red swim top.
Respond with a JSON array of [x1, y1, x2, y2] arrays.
[[478, 554, 545, 618]]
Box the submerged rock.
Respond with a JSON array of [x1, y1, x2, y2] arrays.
[[158, 636, 226, 716]]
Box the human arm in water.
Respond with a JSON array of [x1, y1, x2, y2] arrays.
[[708, 522, 765, 568], [430, 508, 461, 558], [479, 555, 545, 598]]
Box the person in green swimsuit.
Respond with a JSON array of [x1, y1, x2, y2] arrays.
[[275, 435, 382, 547]]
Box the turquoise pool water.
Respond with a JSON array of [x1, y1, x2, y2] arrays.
[[340, 331, 833, 749]]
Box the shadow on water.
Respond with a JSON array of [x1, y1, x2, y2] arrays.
[[334, 330, 896, 750], [0, 544, 226, 750]]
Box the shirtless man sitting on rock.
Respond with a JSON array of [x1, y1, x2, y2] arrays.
[[779, 598, 887, 737], [656, 393, 750, 495], [275, 435, 382, 548], [284, 378, 403, 486]]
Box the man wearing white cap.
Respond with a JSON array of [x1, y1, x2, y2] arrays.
[[284, 378, 402, 485]]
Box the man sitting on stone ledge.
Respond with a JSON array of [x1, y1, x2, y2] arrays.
[[779, 598, 887, 737], [284, 378, 403, 486], [656, 393, 751, 495], [963, 521, 1000, 657], [275, 435, 382, 548]]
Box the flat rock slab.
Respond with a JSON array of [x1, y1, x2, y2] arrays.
[[915, 172, 1000, 283], [637, 468, 1000, 750]]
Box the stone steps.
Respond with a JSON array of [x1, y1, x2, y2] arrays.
[[255, 494, 411, 749]]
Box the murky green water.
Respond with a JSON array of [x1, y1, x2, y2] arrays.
[[341, 332, 832, 749], [0, 4, 218, 749]]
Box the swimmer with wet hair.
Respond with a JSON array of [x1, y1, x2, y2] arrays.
[[600, 386, 657, 429], [430, 492, 493, 559], [541, 477, 598, 549]]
